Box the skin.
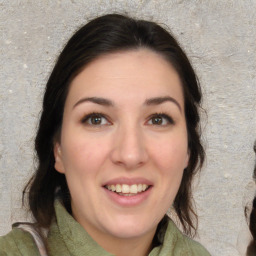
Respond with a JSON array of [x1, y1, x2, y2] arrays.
[[54, 49, 189, 256]]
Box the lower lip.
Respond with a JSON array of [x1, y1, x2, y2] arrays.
[[103, 186, 152, 207]]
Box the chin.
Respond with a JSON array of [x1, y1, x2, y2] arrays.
[[103, 215, 157, 239]]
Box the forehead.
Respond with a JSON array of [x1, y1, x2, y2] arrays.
[[66, 49, 184, 107]]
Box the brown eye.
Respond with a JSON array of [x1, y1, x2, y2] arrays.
[[151, 116, 163, 125], [90, 115, 102, 125], [147, 113, 174, 126], [82, 113, 110, 126]]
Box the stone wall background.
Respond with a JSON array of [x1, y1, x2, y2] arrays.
[[0, 1, 255, 255]]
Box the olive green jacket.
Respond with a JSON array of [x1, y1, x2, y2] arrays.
[[0, 201, 211, 255]]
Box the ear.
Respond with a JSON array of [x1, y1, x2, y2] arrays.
[[53, 142, 65, 174]]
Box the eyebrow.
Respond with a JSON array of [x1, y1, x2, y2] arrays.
[[145, 96, 182, 112], [73, 96, 182, 112], [73, 97, 114, 109]]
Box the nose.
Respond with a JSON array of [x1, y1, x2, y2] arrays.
[[110, 124, 148, 170]]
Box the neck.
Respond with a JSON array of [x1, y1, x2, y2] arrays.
[[103, 234, 154, 256], [85, 224, 157, 256]]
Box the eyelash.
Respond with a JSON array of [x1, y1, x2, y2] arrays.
[[147, 113, 175, 126], [80, 112, 174, 126], [81, 112, 111, 126]]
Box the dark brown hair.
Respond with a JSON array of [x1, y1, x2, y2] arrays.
[[246, 141, 256, 255], [24, 13, 205, 237]]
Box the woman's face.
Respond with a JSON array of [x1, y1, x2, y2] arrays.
[[54, 49, 189, 245]]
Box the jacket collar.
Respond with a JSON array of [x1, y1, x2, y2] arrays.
[[49, 200, 185, 256]]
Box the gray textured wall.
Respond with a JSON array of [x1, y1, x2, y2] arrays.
[[0, 1, 255, 255]]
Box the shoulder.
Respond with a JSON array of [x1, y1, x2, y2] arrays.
[[182, 236, 211, 255], [0, 228, 40, 255], [165, 220, 211, 256]]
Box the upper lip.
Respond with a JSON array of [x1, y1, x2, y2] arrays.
[[103, 177, 153, 186]]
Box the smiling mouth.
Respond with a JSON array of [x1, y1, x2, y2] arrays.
[[104, 184, 151, 196]]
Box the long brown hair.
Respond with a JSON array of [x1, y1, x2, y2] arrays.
[[246, 141, 256, 255], [23, 13, 205, 237]]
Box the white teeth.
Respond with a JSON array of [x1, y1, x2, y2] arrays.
[[122, 184, 130, 193], [130, 184, 137, 194], [105, 184, 149, 194], [116, 184, 122, 193]]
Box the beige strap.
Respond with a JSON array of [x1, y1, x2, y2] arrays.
[[14, 223, 48, 256]]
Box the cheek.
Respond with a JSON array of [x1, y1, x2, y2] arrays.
[[151, 135, 188, 172], [61, 134, 110, 175]]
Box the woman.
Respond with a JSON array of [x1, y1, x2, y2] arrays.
[[0, 14, 210, 255]]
